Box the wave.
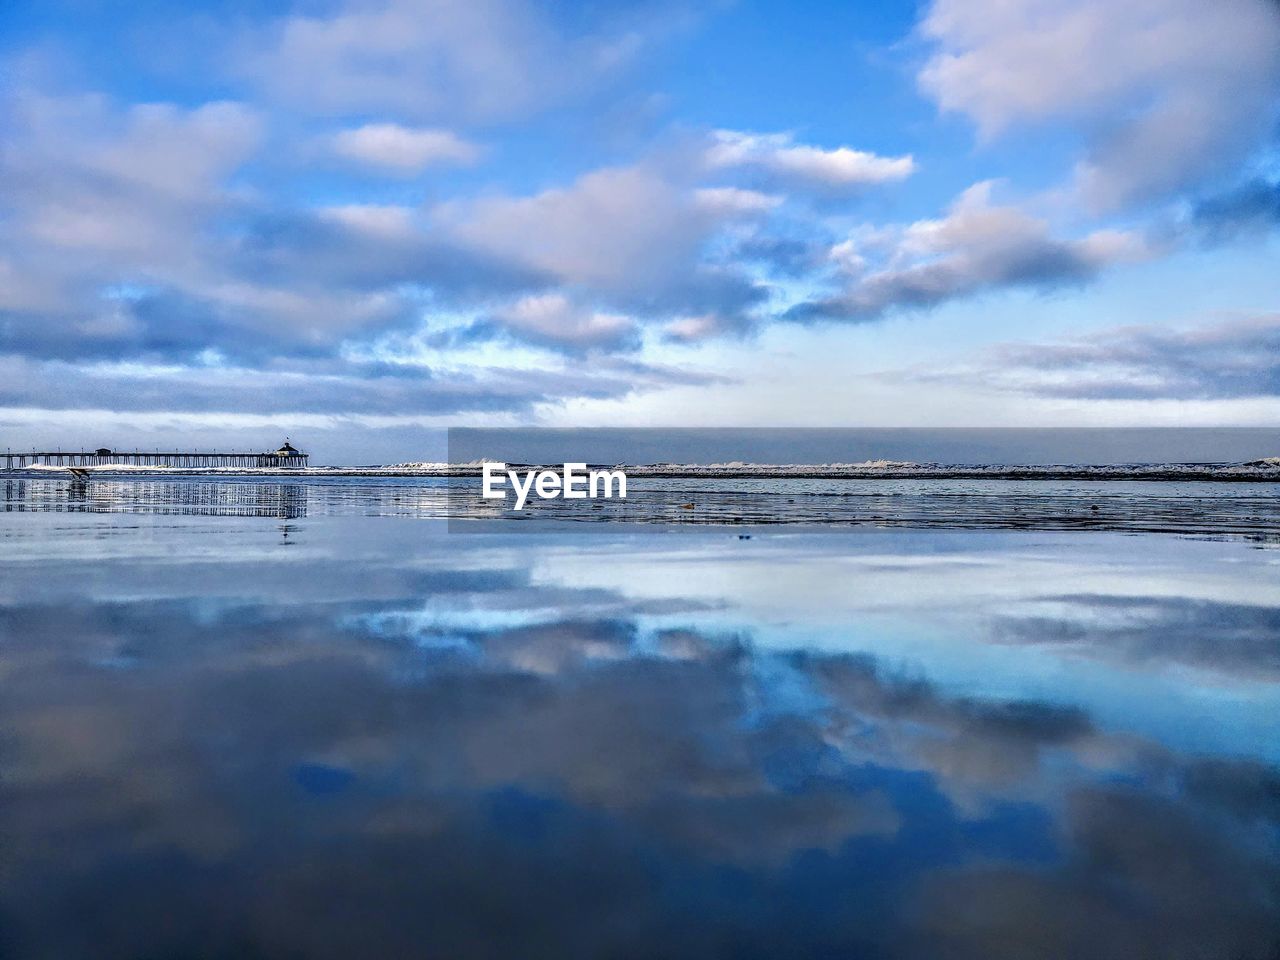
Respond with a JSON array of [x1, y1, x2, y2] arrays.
[[395, 458, 1280, 479], [616, 459, 1280, 479]]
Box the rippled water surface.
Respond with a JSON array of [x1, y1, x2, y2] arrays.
[[1, 501, 1278, 958], [5, 473, 1280, 538]]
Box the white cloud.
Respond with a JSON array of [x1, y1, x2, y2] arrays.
[[663, 313, 732, 342], [331, 123, 480, 173], [436, 164, 731, 294], [240, 0, 660, 121], [693, 186, 782, 215], [0, 86, 549, 363], [793, 181, 1151, 321], [3, 93, 260, 262], [900, 312, 1280, 401], [0, 90, 263, 340], [707, 130, 916, 187], [495, 293, 638, 351], [433, 162, 772, 335], [918, 0, 1280, 210]]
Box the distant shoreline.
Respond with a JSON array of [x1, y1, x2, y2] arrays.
[[4, 460, 1280, 482]]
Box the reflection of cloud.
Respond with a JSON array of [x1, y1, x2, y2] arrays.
[[810, 652, 1101, 803], [914, 786, 1280, 960], [1183, 758, 1280, 823], [1, 555, 1278, 958], [991, 594, 1280, 678]]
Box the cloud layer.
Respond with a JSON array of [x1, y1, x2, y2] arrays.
[[918, 0, 1280, 210], [1, 0, 1277, 433], [706, 130, 916, 189], [237, 0, 659, 121], [331, 123, 481, 173], [908, 312, 1280, 401], [789, 182, 1149, 323]]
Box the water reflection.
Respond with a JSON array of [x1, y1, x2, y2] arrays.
[[992, 594, 1280, 679], [4, 476, 309, 519], [4, 473, 1280, 537], [0, 519, 1277, 958]]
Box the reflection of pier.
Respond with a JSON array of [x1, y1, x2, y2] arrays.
[[2, 440, 307, 470], [4, 478, 308, 519]]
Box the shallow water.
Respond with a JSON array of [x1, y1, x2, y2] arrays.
[[5, 473, 1280, 539], [0, 509, 1278, 958]]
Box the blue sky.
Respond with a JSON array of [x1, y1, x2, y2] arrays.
[[1, 0, 1278, 460]]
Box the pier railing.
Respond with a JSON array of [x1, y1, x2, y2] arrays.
[[2, 451, 308, 470]]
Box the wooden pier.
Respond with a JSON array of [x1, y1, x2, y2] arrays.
[[2, 441, 308, 470]]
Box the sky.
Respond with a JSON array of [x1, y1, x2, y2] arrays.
[[1, 0, 1278, 462]]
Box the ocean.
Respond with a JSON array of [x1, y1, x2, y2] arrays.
[[441, 426, 1280, 468], [0, 430, 1278, 957]]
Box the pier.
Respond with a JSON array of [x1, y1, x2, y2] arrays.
[[2, 441, 308, 470]]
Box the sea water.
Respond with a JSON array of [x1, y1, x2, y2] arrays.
[[0, 504, 1277, 957]]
